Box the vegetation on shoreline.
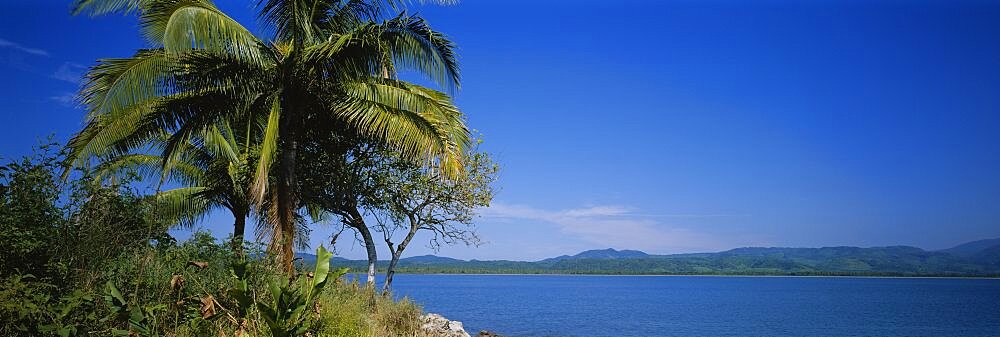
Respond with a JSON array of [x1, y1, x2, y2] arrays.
[[2, 0, 493, 336], [0, 145, 436, 337], [64, 0, 496, 293], [314, 245, 1000, 277]]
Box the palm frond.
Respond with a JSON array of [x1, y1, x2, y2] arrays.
[[321, 0, 380, 32], [337, 78, 469, 176], [71, 0, 149, 16], [203, 124, 241, 165], [142, 0, 266, 62], [175, 50, 276, 91], [303, 15, 459, 91], [251, 93, 281, 205], [68, 0, 471, 270], [92, 153, 164, 183], [374, 0, 460, 14], [66, 97, 168, 170], [258, 0, 333, 43], [153, 186, 214, 228], [153, 87, 256, 165], [381, 13, 460, 90], [80, 49, 173, 119]]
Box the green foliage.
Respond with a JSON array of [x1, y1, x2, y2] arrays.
[[313, 283, 429, 337], [61, 173, 172, 277], [0, 142, 63, 276], [358, 141, 499, 291], [38, 290, 97, 337], [5, 0, 483, 333], [97, 238, 235, 336], [372, 144, 499, 249], [0, 143, 171, 337], [0, 274, 98, 337], [93, 125, 256, 252], [328, 246, 1000, 277], [0, 141, 171, 281], [0, 142, 437, 337], [66, 0, 473, 271], [255, 246, 349, 337], [103, 281, 167, 336], [0, 274, 51, 335], [223, 245, 429, 337]]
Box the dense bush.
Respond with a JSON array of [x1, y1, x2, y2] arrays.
[[0, 143, 167, 336], [0, 144, 432, 337], [0, 143, 66, 278]]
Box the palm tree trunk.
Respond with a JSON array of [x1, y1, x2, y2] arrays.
[[232, 213, 246, 255], [277, 152, 297, 273], [275, 105, 299, 274]]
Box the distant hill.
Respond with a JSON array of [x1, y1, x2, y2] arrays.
[[296, 253, 349, 266], [938, 238, 1000, 257], [399, 255, 464, 264], [297, 239, 1000, 277], [938, 238, 1000, 268], [542, 248, 650, 262]]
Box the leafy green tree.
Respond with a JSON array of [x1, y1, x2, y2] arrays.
[[67, 0, 471, 272], [371, 146, 498, 291], [0, 141, 163, 279], [0, 144, 169, 337], [93, 124, 257, 253], [298, 141, 385, 288], [0, 143, 63, 277], [297, 140, 497, 291], [60, 172, 172, 277]]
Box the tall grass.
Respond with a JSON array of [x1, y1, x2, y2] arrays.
[[314, 282, 433, 337], [99, 232, 434, 337], [1, 227, 438, 336]]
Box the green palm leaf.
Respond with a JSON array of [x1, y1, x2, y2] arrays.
[[143, 1, 266, 63], [338, 79, 469, 175], [69, 0, 474, 272]]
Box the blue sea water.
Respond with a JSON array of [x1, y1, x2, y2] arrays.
[[377, 274, 1000, 337]]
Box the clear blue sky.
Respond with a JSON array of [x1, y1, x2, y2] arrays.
[[2, 0, 1000, 261]]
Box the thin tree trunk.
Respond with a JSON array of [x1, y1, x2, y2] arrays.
[[383, 222, 419, 293], [358, 223, 378, 287], [344, 206, 377, 287], [346, 209, 378, 311], [384, 252, 400, 294]]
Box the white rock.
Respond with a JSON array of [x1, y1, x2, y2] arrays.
[[448, 320, 465, 333], [420, 313, 471, 337]]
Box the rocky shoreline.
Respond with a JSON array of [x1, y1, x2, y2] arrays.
[[420, 313, 503, 337]]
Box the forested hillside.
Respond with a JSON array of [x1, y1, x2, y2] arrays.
[[310, 243, 1000, 277]]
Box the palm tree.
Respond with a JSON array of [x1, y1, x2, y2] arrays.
[[93, 124, 256, 254], [67, 0, 470, 272]]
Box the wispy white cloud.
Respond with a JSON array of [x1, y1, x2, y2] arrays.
[[0, 38, 49, 57], [49, 92, 76, 107], [482, 203, 750, 253], [51, 62, 86, 84]]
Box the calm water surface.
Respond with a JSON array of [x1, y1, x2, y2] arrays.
[[376, 274, 1000, 337]]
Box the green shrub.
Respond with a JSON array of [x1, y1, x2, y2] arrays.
[[0, 145, 438, 337], [0, 143, 63, 278], [0, 274, 99, 337]]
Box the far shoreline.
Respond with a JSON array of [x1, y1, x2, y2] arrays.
[[346, 272, 1000, 280]]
